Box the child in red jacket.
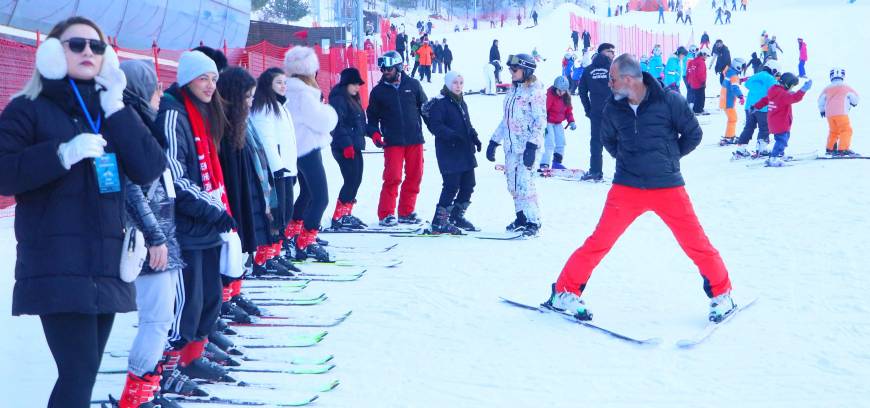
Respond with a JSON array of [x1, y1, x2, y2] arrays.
[[751, 73, 812, 167], [541, 76, 577, 169]]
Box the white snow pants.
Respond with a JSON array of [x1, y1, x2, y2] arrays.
[[484, 65, 496, 94], [504, 151, 542, 225], [128, 268, 180, 376]]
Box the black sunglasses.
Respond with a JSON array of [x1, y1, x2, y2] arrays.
[[380, 66, 397, 73], [62, 37, 107, 55]]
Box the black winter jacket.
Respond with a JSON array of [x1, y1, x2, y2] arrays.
[[156, 84, 228, 250], [715, 45, 732, 74], [582, 31, 591, 48], [328, 85, 367, 150], [366, 72, 428, 147], [578, 53, 613, 118], [0, 77, 166, 316], [219, 123, 271, 253], [427, 88, 479, 174], [600, 73, 702, 189], [443, 46, 453, 64], [489, 43, 501, 62]]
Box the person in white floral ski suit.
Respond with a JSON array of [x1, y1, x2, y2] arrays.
[[486, 53, 547, 236]]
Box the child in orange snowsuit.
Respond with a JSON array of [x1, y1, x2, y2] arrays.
[[818, 68, 860, 156]]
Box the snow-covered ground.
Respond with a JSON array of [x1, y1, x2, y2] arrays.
[[2, 1, 869, 406]]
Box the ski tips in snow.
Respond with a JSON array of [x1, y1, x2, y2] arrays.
[[675, 297, 758, 349]]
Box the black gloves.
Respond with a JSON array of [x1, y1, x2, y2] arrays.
[[486, 140, 499, 162], [273, 168, 289, 180], [820, 111, 826, 118], [523, 142, 537, 168], [216, 212, 236, 233], [470, 129, 481, 152]]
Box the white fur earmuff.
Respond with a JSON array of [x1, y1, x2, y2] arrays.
[[100, 44, 120, 76], [284, 47, 319, 77], [35, 38, 67, 80]]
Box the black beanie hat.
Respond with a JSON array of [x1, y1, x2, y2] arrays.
[[597, 43, 615, 53], [339, 68, 365, 86]]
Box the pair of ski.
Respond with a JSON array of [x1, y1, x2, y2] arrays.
[[106, 350, 334, 366], [744, 150, 820, 167], [321, 225, 421, 234], [248, 293, 328, 307], [248, 270, 365, 282], [230, 310, 353, 329], [500, 297, 757, 348], [391, 229, 526, 240]]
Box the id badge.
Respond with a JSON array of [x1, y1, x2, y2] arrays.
[[93, 153, 121, 194]]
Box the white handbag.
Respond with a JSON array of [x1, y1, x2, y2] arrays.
[[119, 182, 159, 283], [220, 231, 244, 279]]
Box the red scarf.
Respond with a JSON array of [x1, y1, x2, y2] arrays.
[[181, 89, 230, 215]]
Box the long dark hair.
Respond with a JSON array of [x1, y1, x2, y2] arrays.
[[217, 67, 256, 151], [549, 86, 571, 107], [181, 82, 227, 150], [252, 67, 285, 116]]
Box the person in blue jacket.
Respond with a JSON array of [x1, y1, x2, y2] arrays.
[[648, 45, 665, 84], [664, 46, 688, 92], [733, 60, 779, 159], [570, 60, 584, 95], [640, 55, 650, 73]]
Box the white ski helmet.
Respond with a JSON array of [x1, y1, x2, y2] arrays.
[[688, 44, 699, 55], [830, 67, 846, 81]]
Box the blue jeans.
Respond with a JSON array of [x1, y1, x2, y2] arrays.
[[770, 132, 790, 157], [541, 123, 566, 166], [798, 60, 806, 77]]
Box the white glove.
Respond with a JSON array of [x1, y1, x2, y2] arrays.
[[94, 53, 126, 118], [57, 133, 106, 169]]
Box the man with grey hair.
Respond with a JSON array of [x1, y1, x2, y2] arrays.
[[544, 53, 737, 324]]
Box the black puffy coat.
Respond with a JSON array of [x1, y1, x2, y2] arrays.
[[715, 45, 731, 74], [0, 78, 166, 316], [578, 53, 613, 118], [443, 46, 453, 65], [156, 84, 228, 250], [600, 72, 702, 189], [219, 122, 271, 253], [426, 88, 479, 174], [328, 85, 367, 150], [489, 42, 501, 62], [366, 72, 427, 147]]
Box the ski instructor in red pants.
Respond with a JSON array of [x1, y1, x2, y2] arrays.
[[545, 54, 736, 323], [367, 51, 429, 226]]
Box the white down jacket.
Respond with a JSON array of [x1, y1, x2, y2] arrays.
[[250, 103, 298, 176], [283, 77, 338, 158]]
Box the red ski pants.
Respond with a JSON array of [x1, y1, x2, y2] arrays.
[[555, 184, 732, 298], [378, 144, 424, 219]]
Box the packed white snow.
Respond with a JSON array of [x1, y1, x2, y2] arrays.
[[1, 1, 868, 406]]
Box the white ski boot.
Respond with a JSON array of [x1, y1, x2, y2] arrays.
[[708, 292, 736, 323], [543, 283, 592, 320]]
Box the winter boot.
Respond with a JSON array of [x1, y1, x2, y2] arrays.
[[231, 293, 263, 317], [252, 257, 293, 277], [204, 342, 241, 367], [273, 255, 301, 273], [159, 351, 208, 397], [346, 200, 367, 228], [505, 211, 527, 232], [295, 228, 333, 262], [719, 136, 737, 146], [731, 145, 751, 160], [397, 212, 422, 224], [209, 330, 243, 356], [430, 206, 463, 235], [765, 156, 785, 167], [521, 222, 541, 237], [551, 153, 567, 169], [708, 292, 736, 323], [220, 301, 252, 323], [580, 172, 603, 182], [379, 214, 398, 227], [543, 283, 592, 320], [116, 371, 162, 408], [449, 202, 478, 231]]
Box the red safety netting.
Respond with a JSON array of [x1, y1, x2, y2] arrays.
[[0, 34, 384, 219], [570, 12, 689, 58]]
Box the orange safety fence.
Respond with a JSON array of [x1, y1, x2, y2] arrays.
[[569, 12, 690, 57], [0, 35, 384, 219]]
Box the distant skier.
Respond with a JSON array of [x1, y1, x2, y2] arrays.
[[733, 60, 780, 159], [663, 46, 688, 92], [748, 52, 763, 74], [540, 76, 576, 170], [819, 68, 860, 156], [718, 59, 745, 145], [532, 10, 539, 26], [647, 45, 665, 84], [571, 30, 580, 50], [797, 38, 808, 78], [751, 73, 812, 167], [684, 7, 693, 25], [767, 35, 783, 60], [582, 30, 592, 51], [687, 48, 710, 114], [714, 7, 724, 24], [485, 53, 547, 236], [700, 31, 710, 50], [489, 39, 502, 83], [658, 4, 666, 23], [544, 54, 735, 324]]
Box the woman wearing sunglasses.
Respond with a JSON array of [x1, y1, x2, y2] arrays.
[[485, 53, 547, 237], [0, 17, 166, 407]]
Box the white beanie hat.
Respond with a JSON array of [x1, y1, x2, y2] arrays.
[[445, 71, 463, 87], [177, 51, 218, 86], [284, 47, 319, 76]]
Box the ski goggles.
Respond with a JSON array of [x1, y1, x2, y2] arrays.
[[506, 55, 536, 71], [62, 37, 108, 55], [377, 55, 402, 69]]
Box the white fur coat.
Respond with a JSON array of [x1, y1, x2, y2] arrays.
[[283, 77, 337, 158]]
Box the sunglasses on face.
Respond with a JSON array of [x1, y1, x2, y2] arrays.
[[63, 37, 107, 55], [510, 66, 522, 72], [380, 66, 397, 73]]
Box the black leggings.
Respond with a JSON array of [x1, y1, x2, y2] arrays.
[[40, 312, 115, 408], [332, 148, 364, 204], [293, 150, 329, 230], [272, 175, 296, 238], [169, 246, 222, 350], [438, 169, 475, 208]]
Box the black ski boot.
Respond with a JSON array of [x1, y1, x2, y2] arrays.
[[252, 258, 293, 277], [216, 318, 237, 335], [209, 330, 244, 356], [429, 206, 463, 235], [231, 293, 263, 316], [204, 342, 241, 367], [580, 172, 603, 182], [449, 201, 478, 231], [505, 211, 527, 232], [220, 301, 252, 323], [397, 212, 422, 224], [274, 255, 301, 273], [296, 243, 332, 262], [159, 352, 208, 397], [179, 357, 235, 382]]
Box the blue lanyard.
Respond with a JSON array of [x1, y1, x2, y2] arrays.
[[69, 78, 101, 133]]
